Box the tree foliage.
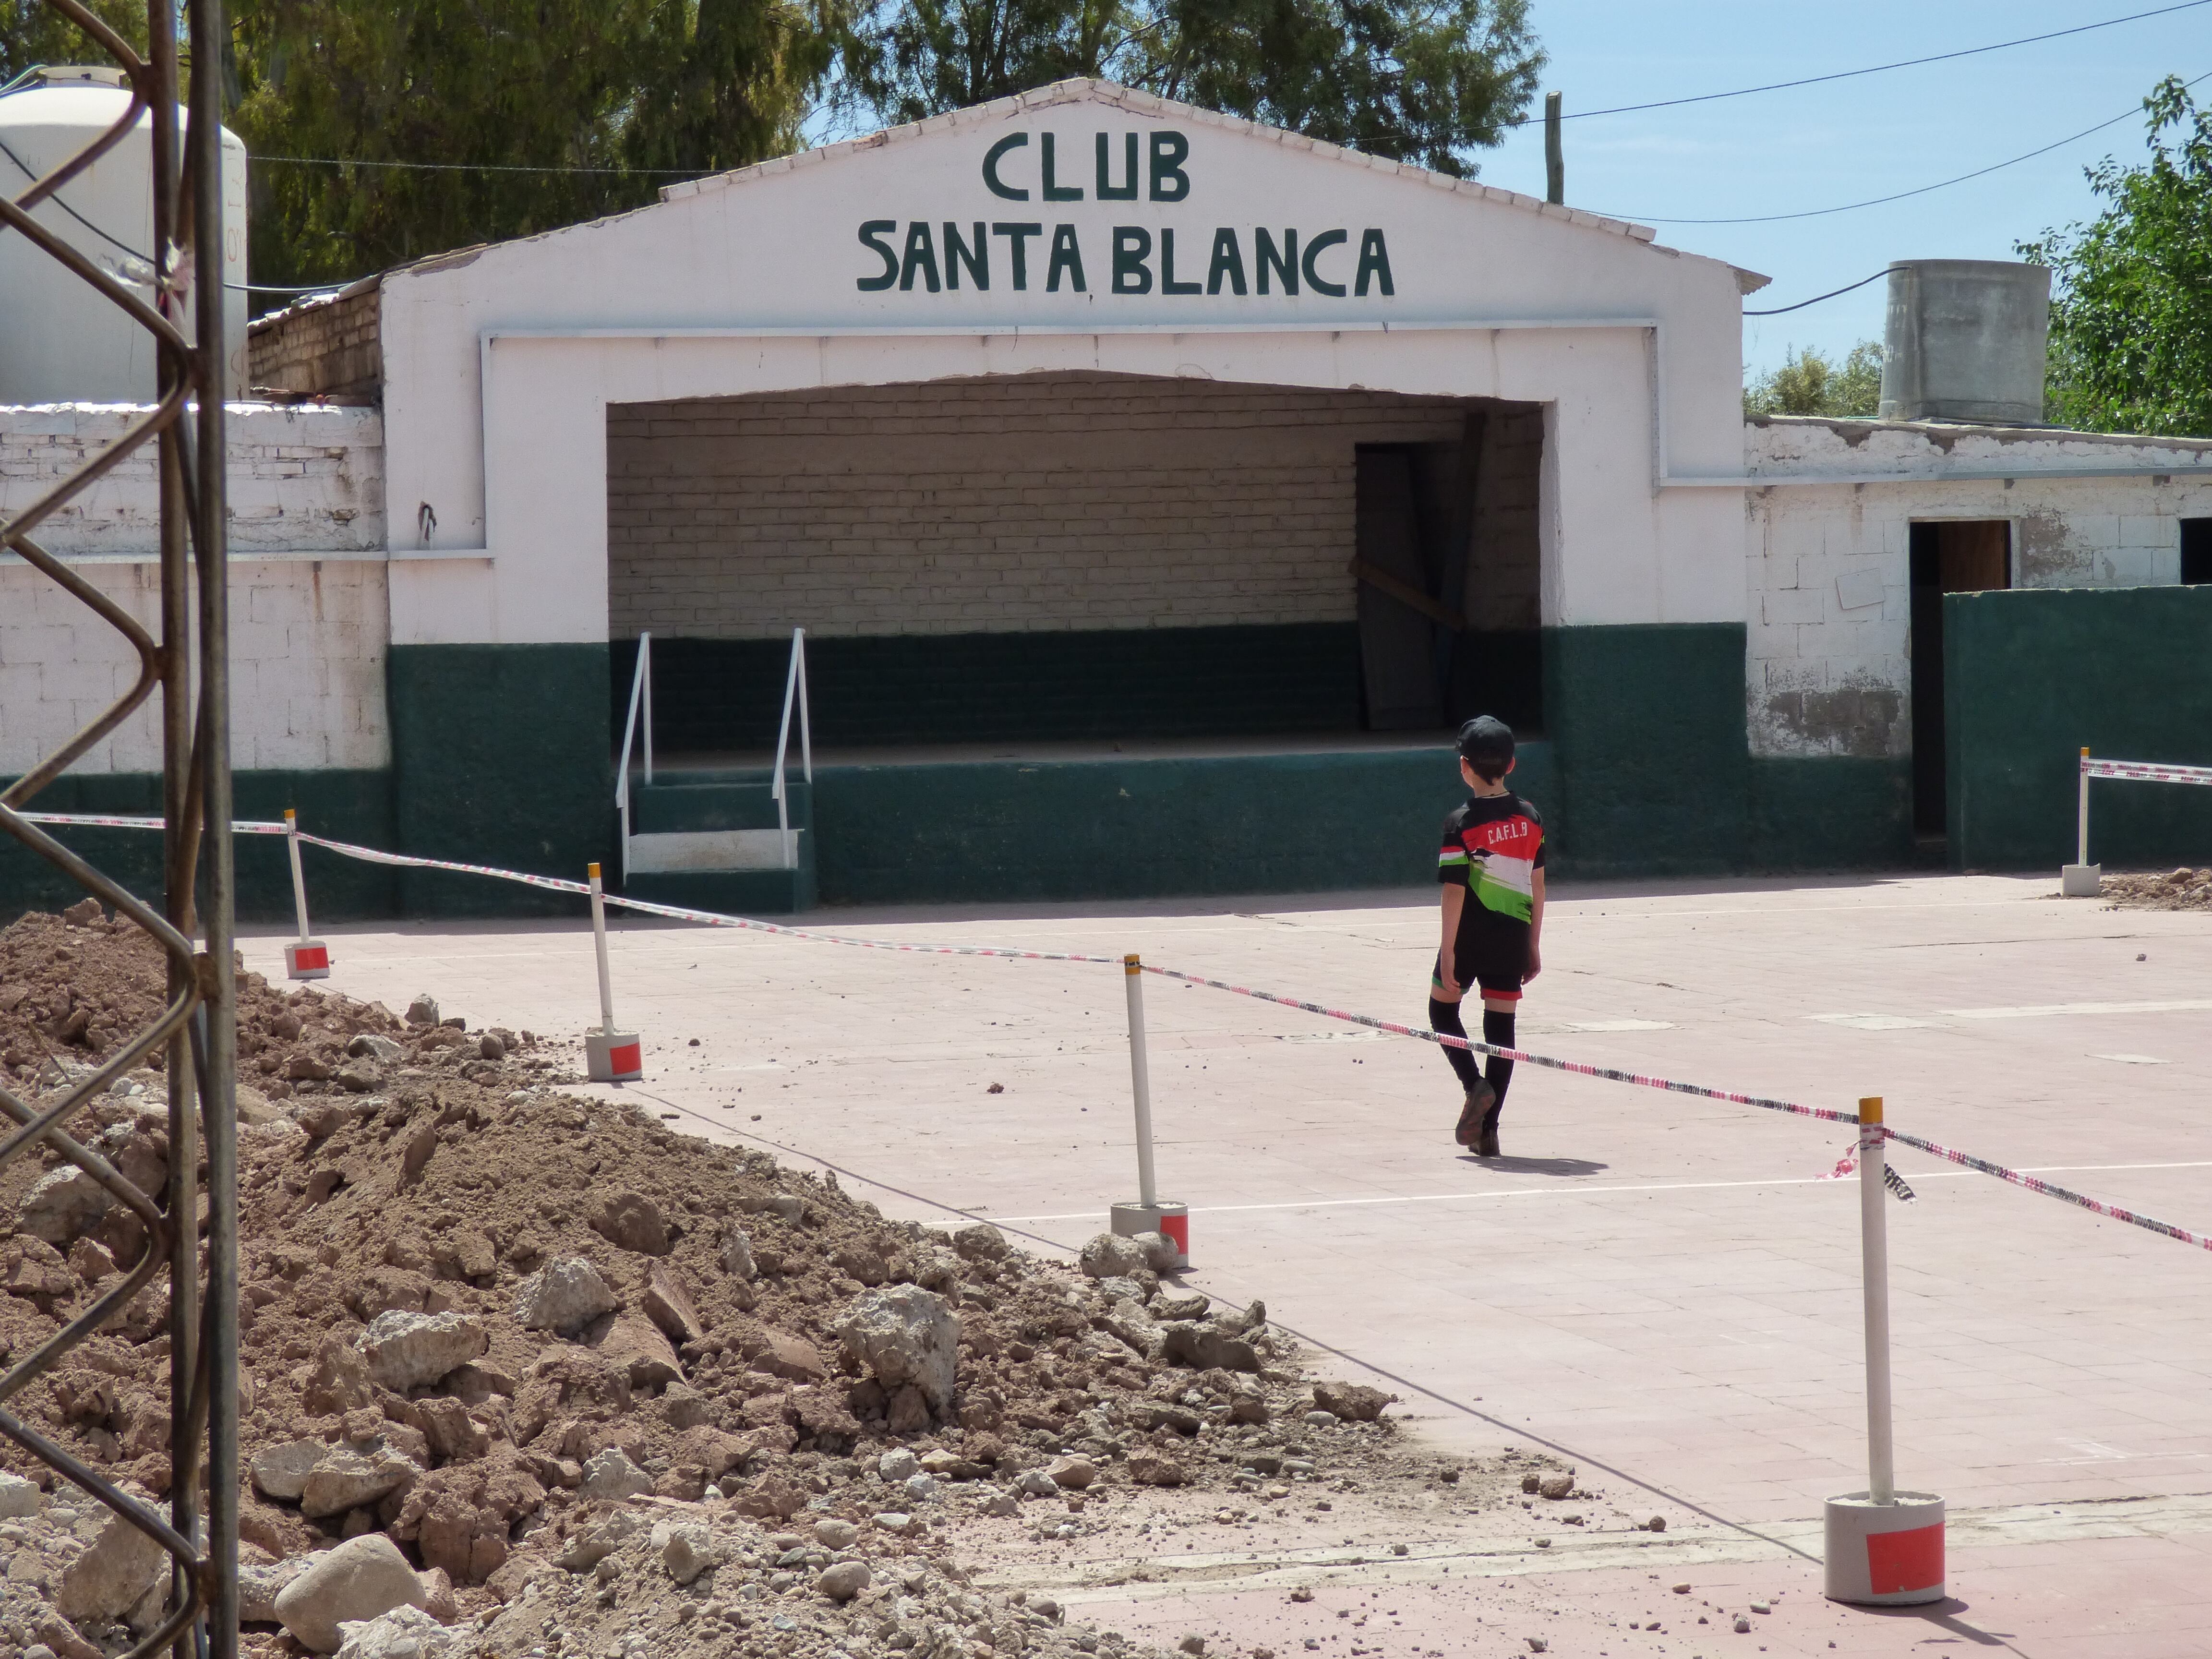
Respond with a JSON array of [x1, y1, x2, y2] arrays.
[[2019, 76, 2212, 438], [227, 0, 835, 289], [833, 0, 1543, 176], [1743, 340, 1882, 420], [1, 0, 144, 91]]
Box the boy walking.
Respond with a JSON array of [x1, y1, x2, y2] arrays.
[[1431, 716, 1545, 1157]]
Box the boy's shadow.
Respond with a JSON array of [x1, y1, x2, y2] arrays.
[[1456, 1154, 1609, 1178]]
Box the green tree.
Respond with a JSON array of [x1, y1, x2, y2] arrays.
[[834, 0, 1543, 177], [228, 0, 837, 290], [1, 0, 145, 91], [1743, 340, 1883, 419], [2020, 75, 2212, 437]]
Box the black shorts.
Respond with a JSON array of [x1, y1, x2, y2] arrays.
[[1433, 939, 1527, 1003]]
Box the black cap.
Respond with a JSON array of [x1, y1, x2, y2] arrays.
[[1456, 715, 1515, 768]]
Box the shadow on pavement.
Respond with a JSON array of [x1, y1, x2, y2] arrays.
[[1457, 1154, 1610, 1177]]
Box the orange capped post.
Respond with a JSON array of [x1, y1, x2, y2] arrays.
[[281, 808, 331, 980], [583, 861, 642, 1082]]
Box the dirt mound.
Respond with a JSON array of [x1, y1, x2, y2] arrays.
[[2101, 866, 2212, 911], [1, 904, 1411, 1652]]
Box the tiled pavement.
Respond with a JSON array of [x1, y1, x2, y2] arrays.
[[240, 872, 2212, 1654]]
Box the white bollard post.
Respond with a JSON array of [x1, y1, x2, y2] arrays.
[[1824, 1095, 1945, 1606], [2062, 746, 2102, 896], [583, 862, 642, 1082], [1109, 953, 1188, 1268], [281, 809, 331, 980]]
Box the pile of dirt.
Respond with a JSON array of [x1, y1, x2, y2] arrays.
[[2100, 866, 2212, 911], [0, 903, 1505, 1657]]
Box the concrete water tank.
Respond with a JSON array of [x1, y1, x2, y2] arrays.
[[1877, 259, 2050, 426], [0, 65, 248, 404]]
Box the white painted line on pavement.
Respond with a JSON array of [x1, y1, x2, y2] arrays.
[[1813, 998, 2212, 1030], [2091, 1053, 2168, 1065], [988, 1160, 2212, 1224]]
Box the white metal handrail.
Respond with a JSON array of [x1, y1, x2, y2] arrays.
[[614, 632, 653, 878], [770, 627, 813, 870]]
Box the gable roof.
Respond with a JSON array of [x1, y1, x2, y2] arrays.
[[661, 78, 1770, 294]]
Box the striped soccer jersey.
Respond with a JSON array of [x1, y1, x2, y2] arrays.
[[1437, 791, 1546, 929]]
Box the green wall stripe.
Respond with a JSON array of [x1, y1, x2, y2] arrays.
[[1947, 587, 2212, 869]]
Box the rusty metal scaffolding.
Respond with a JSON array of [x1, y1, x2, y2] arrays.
[[0, 0, 240, 1651]]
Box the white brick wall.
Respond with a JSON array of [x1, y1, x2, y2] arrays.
[[0, 558, 391, 775], [606, 373, 1475, 638], [0, 402, 383, 557], [1744, 417, 2212, 758]]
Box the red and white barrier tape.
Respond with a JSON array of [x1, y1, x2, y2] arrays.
[[289, 832, 1119, 965], [1132, 962, 1865, 1129], [2081, 757, 2212, 786], [19, 812, 291, 835], [1884, 1126, 2204, 1249], [24, 812, 2207, 1252]]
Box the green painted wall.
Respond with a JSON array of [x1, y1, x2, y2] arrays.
[[387, 644, 613, 915], [0, 769, 396, 924], [614, 624, 1362, 751], [1747, 757, 1914, 871], [1540, 624, 1750, 877], [1946, 587, 2212, 869], [813, 741, 1519, 904]]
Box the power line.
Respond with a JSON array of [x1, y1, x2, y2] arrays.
[[1743, 269, 1888, 315], [250, 152, 710, 177], [1602, 70, 2212, 227], [1511, 0, 2212, 126]]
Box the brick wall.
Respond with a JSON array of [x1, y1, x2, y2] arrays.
[[1467, 404, 1543, 630], [1743, 418, 2212, 758], [0, 559, 390, 774], [606, 372, 1476, 639], [0, 403, 384, 558], [247, 284, 383, 399]]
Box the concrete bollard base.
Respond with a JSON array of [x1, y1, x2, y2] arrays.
[[586, 1030, 644, 1082], [2060, 863, 2103, 897], [1111, 1200, 1189, 1270], [1823, 1491, 1945, 1605], [284, 939, 331, 980]]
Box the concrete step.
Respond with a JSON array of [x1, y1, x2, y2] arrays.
[[622, 866, 816, 917], [631, 778, 808, 835], [627, 828, 804, 874]]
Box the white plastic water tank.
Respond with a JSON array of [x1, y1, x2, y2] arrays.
[[0, 65, 248, 404]]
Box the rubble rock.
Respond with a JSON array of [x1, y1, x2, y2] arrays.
[[1311, 1381, 1395, 1423], [1162, 1322, 1261, 1373], [333, 1604, 457, 1659], [1079, 1233, 1149, 1279], [556, 1512, 642, 1572], [818, 1560, 872, 1600], [590, 1189, 670, 1255], [580, 1446, 653, 1501], [0, 1470, 41, 1517], [1152, 1288, 1210, 1321], [303, 1335, 377, 1417], [512, 1255, 619, 1334], [274, 1535, 431, 1653], [719, 1225, 757, 1279], [358, 1310, 487, 1391], [1127, 1451, 1187, 1487], [654, 1519, 718, 1585], [301, 1445, 422, 1519], [641, 1260, 704, 1346], [1131, 1230, 1181, 1272], [251, 1438, 328, 1502], [57, 1507, 167, 1622], [594, 1310, 683, 1389], [835, 1284, 959, 1415], [17, 1165, 111, 1245], [240, 1554, 309, 1623], [1048, 1457, 1096, 1490], [346, 1033, 406, 1063], [404, 996, 440, 1026], [951, 1221, 1009, 1262], [1538, 1472, 1575, 1500], [814, 1518, 860, 1550], [1213, 1297, 1267, 1334]]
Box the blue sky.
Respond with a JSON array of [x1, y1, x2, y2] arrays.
[[1478, 0, 2210, 381]]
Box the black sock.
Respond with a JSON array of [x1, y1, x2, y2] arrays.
[[1428, 998, 1484, 1094], [1482, 1008, 1516, 1114]]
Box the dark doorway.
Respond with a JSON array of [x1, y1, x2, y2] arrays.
[[2183, 518, 2212, 584], [1910, 519, 2012, 835], [1354, 441, 1478, 731]]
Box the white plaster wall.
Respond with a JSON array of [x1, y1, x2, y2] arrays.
[[377, 81, 1756, 647], [1743, 418, 2212, 758], [1, 401, 390, 776], [0, 558, 391, 775], [0, 403, 383, 556]]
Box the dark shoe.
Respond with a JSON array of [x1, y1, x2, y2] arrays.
[[1455, 1080, 1497, 1147], [1475, 1105, 1502, 1159]]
